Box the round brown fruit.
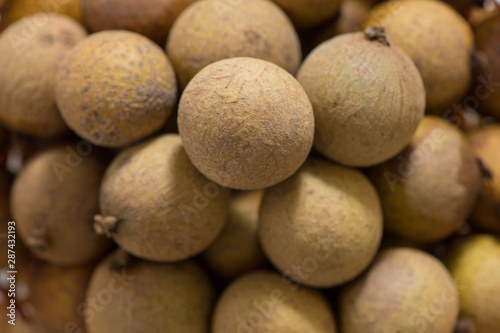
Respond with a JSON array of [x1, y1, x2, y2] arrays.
[[10, 142, 113, 266], [297, 26, 425, 167], [368, 116, 481, 242], [86, 250, 215, 333], [340, 248, 459, 333], [467, 125, 500, 232], [212, 270, 337, 333], [81, 0, 195, 46], [56, 30, 177, 147], [259, 158, 383, 288], [166, 0, 301, 89], [0, 14, 86, 137], [95, 134, 230, 262], [27, 261, 94, 333], [270, 0, 341, 28], [365, 0, 473, 112], [446, 234, 500, 333], [202, 191, 268, 280], [178, 57, 314, 190]]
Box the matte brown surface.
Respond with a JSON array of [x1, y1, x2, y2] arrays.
[[56, 30, 177, 147], [98, 134, 230, 262], [0, 14, 86, 137], [259, 158, 383, 288], [340, 248, 459, 333], [369, 116, 481, 242], [178, 57, 314, 190]]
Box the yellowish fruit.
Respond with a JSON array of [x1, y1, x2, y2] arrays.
[[446, 235, 500, 333], [467, 125, 500, 232], [178, 57, 314, 190], [340, 247, 459, 333], [259, 158, 383, 288], [368, 116, 481, 242], [365, 0, 473, 112], [28, 261, 94, 333], [56, 30, 177, 147], [212, 270, 337, 333], [0, 0, 82, 32]]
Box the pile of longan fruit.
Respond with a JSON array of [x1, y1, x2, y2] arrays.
[[0, 0, 499, 332]]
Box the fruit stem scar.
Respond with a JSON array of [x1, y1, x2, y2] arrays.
[[476, 157, 492, 179], [364, 26, 390, 47], [94, 214, 119, 237], [27, 226, 49, 251]]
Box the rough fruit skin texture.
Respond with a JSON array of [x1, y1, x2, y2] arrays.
[[212, 270, 337, 333], [28, 262, 93, 333], [56, 30, 177, 147], [340, 248, 459, 333], [259, 158, 383, 288], [271, 0, 341, 28], [178, 57, 314, 190], [97, 134, 230, 262], [467, 125, 500, 232], [0, 14, 86, 137], [10, 143, 113, 266], [166, 0, 301, 89], [446, 235, 500, 333], [368, 116, 481, 242], [81, 0, 195, 46], [202, 191, 268, 280], [86, 250, 215, 333], [297, 29, 425, 167], [366, 0, 473, 112], [475, 14, 500, 118]]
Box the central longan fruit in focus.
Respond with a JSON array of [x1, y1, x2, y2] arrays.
[[178, 57, 315, 190]]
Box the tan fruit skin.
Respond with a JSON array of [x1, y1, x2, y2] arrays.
[[202, 190, 268, 280], [98, 134, 230, 262], [178, 57, 314, 190], [369, 116, 481, 242], [0, 0, 82, 32], [56, 30, 177, 148], [297, 30, 425, 167], [446, 235, 500, 333], [365, 0, 473, 112], [271, 0, 341, 28], [340, 248, 459, 333], [259, 158, 383, 288], [467, 125, 500, 232], [29, 262, 94, 333], [10, 143, 113, 266], [86, 250, 215, 333], [0, 14, 86, 137], [212, 271, 337, 333], [82, 0, 195, 46], [166, 0, 301, 89]]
